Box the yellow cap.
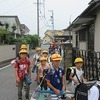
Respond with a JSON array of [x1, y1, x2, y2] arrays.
[[36, 47, 41, 51], [74, 57, 83, 63], [51, 54, 62, 61], [19, 49, 27, 54], [42, 50, 48, 54], [40, 57, 47, 61], [20, 44, 27, 49]]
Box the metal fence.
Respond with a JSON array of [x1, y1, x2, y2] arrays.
[[73, 48, 100, 81]]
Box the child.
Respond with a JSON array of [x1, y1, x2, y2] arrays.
[[46, 54, 66, 100], [70, 57, 86, 100], [16, 44, 30, 62], [38, 56, 50, 90], [32, 47, 41, 81], [42, 50, 52, 67], [14, 49, 31, 100]]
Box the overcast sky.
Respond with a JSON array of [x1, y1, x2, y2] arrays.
[[0, 0, 91, 38]]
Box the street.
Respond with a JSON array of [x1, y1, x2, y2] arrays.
[[0, 64, 70, 100]]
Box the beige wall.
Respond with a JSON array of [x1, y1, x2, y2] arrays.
[[0, 45, 16, 62], [95, 9, 100, 52]]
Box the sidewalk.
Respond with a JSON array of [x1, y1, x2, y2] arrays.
[[0, 49, 35, 68]]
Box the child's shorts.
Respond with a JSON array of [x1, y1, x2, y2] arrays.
[[51, 94, 61, 100]]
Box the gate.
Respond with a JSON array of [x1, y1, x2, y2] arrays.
[[73, 48, 100, 81]]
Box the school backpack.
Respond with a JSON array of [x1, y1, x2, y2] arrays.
[[66, 67, 76, 83], [74, 73, 96, 100]]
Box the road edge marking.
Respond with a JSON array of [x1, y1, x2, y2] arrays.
[[0, 64, 11, 71]]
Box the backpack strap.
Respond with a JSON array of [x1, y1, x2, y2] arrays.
[[16, 59, 29, 69], [73, 68, 76, 77], [74, 69, 81, 83]]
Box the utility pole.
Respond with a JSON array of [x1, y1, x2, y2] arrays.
[[37, 0, 40, 45], [49, 10, 54, 41], [49, 10, 54, 31]]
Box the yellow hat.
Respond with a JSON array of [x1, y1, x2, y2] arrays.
[[74, 57, 83, 63], [20, 44, 27, 49], [51, 54, 62, 61], [36, 47, 41, 51], [40, 57, 47, 61], [19, 49, 27, 54], [42, 50, 48, 54]]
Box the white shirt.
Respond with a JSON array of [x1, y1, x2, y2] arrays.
[[33, 54, 41, 65], [88, 82, 100, 100], [71, 68, 84, 85]]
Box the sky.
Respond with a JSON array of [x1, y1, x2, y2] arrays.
[[0, 0, 91, 38]]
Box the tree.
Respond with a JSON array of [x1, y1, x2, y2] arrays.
[[4, 22, 9, 31], [12, 25, 16, 32], [23, 34, 38, 49], [0, 28, 10, 44]]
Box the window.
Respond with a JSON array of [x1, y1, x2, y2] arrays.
[[79, 29, 86, 41]]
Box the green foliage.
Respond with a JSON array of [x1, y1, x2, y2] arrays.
[[4, 22, 9, 30], [12, 25, 16, 32], [0, 29, 38, 48], [23, 34, 38, 49], [0, 28, 10, 36]]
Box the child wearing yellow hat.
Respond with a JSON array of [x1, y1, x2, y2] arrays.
[[14, 49, 31, 100], [38, 57, 50, 90], [70, 57, 86, 100], [45, 54, 66, 100]]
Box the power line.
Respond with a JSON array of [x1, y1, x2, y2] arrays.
[[2, 0, 27, 14]]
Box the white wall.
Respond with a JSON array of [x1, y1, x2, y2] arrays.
[[95, 9, 100, 52], [0, 45, 16, 62], [72, 32, 76, 47], [0, 17, 21, 34], [79, 42, 87, 50]]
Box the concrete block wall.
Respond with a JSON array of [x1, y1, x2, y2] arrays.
[[0, 45, 16, 62]]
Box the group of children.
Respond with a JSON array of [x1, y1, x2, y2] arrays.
[[32, 47, 86, 100], [14, 44, 100, 100]]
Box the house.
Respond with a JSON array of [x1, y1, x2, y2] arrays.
[[65, 0, 100, 52], [43, 30, 64, 43], [21, 24, 30, 37], [0, 16, 22, 39], [64, 0, 100, 81]]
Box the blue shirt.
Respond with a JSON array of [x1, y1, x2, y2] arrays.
[[46, 66, 65, 91]]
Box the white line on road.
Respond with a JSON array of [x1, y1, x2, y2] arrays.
[[0, 64, 11, 71]]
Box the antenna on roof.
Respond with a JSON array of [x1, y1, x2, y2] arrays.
[[69, 15, 72, 25]]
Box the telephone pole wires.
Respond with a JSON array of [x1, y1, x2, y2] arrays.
[[37, 0, 40, 45]]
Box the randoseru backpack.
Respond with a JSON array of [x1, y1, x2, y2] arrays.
[[66, 67, 76, 84], [75, 73, 96, 100]]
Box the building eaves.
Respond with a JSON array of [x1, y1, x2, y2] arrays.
[[66, 0, 100, 31]]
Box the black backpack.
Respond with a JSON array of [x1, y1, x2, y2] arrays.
[[75, 73, 96, 100], [66, 67, 76, 83]]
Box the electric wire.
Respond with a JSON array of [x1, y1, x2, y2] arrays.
[[2, 0, 27, 14]]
